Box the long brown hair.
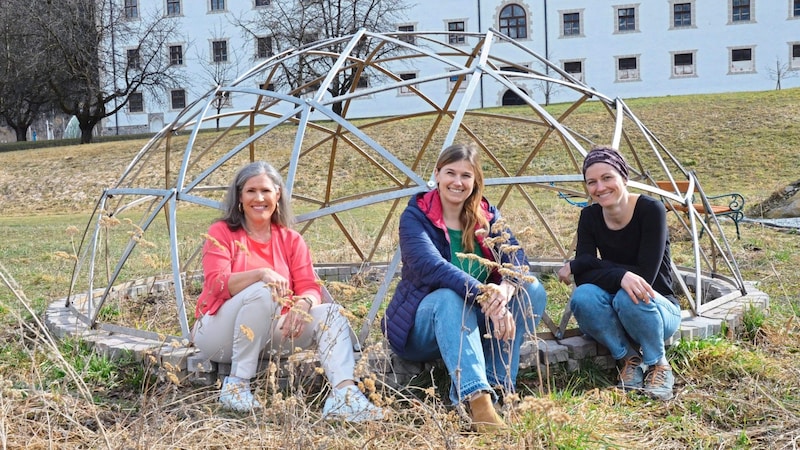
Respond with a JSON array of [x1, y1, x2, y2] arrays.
[[435, 143, 488, 252]]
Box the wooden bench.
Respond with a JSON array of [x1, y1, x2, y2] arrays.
[[655, 180, 745, 239]]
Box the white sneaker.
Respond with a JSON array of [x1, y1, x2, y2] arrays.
[[219, 376, 262, 412], [321, 385, 385, 422]]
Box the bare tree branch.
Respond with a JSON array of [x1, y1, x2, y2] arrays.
[[233, 0, 410, 116]]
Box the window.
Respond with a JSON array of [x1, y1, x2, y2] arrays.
[[255, 0, 270, 6], [672, 52, 696, 76], [730, 47, 755, 73], [616, 56, 640, 81], [562, 12, 581, 37], [447, 70, 469, 91], [792, 43, 800, 69], [259, 82, 275, 91], [794, 0, 800, 17], [171, 89, 186, 110], [615, 6, 637, 32], [732, 48, 752, 61], [166, 0, 180, 15], [563, 60, 584, 82], [210, 0, 225, 12], [398, 24, 415, 44], [124, 0, 138, 19], [499, 4, 527, 39], [212, 40, 228, 63], [672, 2, 692, 27], [447, 21, 465, 45], [398, 72, 418, 94], [256, 36, 273, 58], [128, 92, 144, 112], [500, 64, 528, 77], [355, 76, 370, 90], [731, 0, 751, 22], [127, 49, 140, 69], [169, 45, 183, 66]]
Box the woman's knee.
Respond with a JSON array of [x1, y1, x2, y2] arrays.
[[238, 284, 279, 318], [423, 288, 468, 312], [568, 285, 592, 311], [419, 288, 478, 326], [611, 290, 655, 314], [569, 284, 606, 315]]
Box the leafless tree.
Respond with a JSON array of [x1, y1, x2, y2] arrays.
[[196, 23, 243, 131], [0, 0, 54, 141], [767, 58, 798, 90], [26, 0, 187, 143], [234, 0, 410, 116], [531, 51, 565, 107]]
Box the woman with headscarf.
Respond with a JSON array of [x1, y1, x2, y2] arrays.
[[557, 146, 681, 401]]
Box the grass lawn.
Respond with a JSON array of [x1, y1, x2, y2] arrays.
[[0, 89, 799, 448]]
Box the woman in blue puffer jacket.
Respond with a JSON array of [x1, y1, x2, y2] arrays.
[[382, 142, 547, 432]]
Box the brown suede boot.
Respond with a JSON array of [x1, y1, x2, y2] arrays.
[[468, 392, 507, 433]]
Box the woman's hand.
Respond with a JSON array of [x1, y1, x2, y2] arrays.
[[280, 297, 313, 338], [557, 261, 572, 284], [490, 308, 515, 341], [481, 282, 514, 318], [620, 271, 655, 304], [260, 268, 290, 298]]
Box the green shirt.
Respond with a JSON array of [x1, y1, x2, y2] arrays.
[[448, 228, 489, 283]]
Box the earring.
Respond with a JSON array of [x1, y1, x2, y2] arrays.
[[238, 203, 243, 213]]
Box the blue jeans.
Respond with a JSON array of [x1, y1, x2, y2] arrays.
[[403, 280, 547, 405], [569, 284, 681, 365]]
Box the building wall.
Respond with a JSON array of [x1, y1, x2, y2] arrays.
[[103, 0, 800, 134]]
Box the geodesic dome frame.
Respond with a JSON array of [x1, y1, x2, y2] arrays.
[[66, 29, 746, 346]]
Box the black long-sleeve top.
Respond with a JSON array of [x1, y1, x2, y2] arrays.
[[570, 195, 678, 305]]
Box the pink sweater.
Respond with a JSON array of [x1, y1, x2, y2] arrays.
[[195, 220, 321, 318]]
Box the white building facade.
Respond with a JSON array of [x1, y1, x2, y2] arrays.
[[104, 0, 800, 135]]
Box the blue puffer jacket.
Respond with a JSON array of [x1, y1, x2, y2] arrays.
[[382, 189, 530, 357]]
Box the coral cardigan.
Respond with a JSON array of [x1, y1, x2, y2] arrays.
[[195, 220, 321, 318]]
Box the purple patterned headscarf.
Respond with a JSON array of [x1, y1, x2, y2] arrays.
[[582, 146, 629, 181]]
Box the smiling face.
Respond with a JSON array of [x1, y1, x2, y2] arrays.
[[584, 162, 627, 208], [240, 173, 280, 227], [435, 159, 476, 209]]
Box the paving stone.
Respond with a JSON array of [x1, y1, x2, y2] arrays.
[[537, 340, 569, 365], [558, 335, 598, 359], [95, 335, 158, 361], [664, 329, 682, 346], [159, 346, 197, 372], [684, 316, 723, 336], [187, 352, 216, 374], [565, 359, 580, 373]]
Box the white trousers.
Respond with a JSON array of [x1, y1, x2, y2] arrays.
[[192, 282, 356, 386]]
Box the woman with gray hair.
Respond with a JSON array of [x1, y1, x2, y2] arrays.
[[192, 161, 383, 421]]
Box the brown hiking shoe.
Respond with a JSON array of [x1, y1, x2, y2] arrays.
[[617, 355, 644, 390]]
